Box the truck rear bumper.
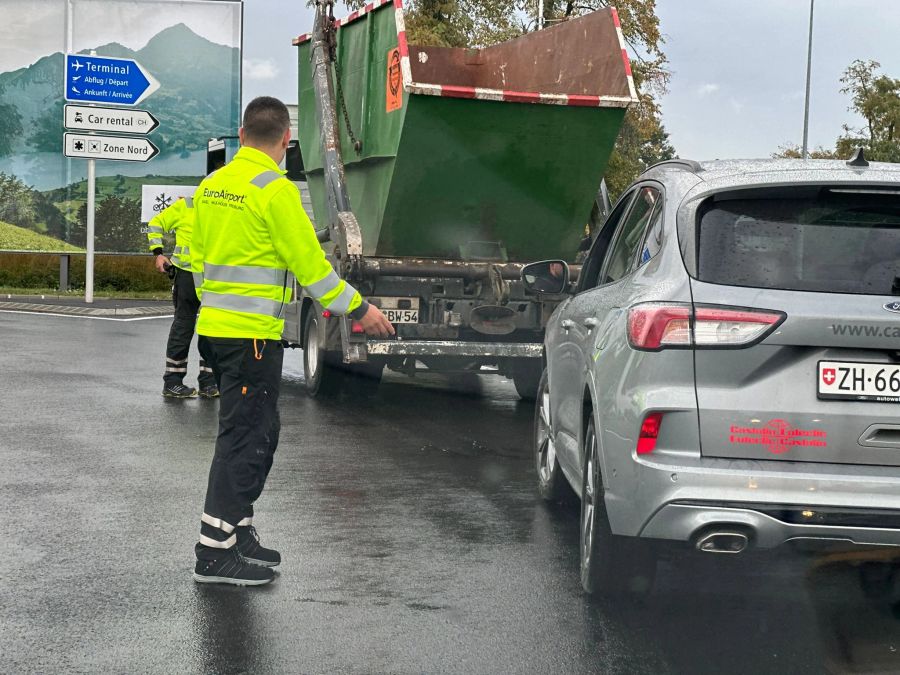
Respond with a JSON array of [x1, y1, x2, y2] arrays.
[[366, 340, 542, 358]]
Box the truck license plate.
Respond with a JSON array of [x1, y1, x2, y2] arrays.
[[818, 361, 900, 402], [370, 297, 419, 324]]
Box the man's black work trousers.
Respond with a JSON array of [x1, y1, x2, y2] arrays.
[[165, 268, 215, 387], [195, 337, 283, 557]]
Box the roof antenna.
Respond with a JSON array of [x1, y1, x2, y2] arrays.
[[846, 147, 869, 167]]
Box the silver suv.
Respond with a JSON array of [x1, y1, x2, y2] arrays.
[[523, 155, 900, 595]]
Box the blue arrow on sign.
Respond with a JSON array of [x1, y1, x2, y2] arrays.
[[65, 54, 160, 106]]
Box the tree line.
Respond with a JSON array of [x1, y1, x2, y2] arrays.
[[778, 60, 900, 161]]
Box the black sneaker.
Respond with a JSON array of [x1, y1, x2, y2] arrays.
[[198, 384, 220, 399], [163, 383, 197, 398], [236, 525, 281, 567], [193, 547, 275, 586]]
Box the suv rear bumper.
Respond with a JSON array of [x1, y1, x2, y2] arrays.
[[606, 453, 900, 549], [640, 501, 900, 549]]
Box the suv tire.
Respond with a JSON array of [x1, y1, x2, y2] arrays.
[[535, 368, 570, 502], [580, 416, 657, 596]]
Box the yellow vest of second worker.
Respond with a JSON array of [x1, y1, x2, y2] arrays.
[[146, 197, 194, 270]]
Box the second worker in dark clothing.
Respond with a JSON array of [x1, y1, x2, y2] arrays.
[[147, 196, 218, 399]]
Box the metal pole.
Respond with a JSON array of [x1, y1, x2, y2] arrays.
[[85, 158, 95, 303], [538, 0, 544, 29], [85, 49, 97, 303], [801, 0, 815, 159]]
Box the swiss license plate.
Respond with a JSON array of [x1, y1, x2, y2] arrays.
[[371, 297, 419, 324], [818, 360, 900, 402]]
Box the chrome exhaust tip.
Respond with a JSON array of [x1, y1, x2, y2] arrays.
[[695, 531, 749, 554]]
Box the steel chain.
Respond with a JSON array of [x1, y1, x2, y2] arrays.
[[324, 1, 362, 155]]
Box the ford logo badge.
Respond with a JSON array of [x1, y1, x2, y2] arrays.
[[885, 301, 900, 314]]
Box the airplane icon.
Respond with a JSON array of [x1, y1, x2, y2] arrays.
[[71, 59, 84, 71], [72, 75, 81, 82], [71, 87, 81, 94]]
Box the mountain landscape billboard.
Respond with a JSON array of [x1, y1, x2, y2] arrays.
[[0, 0, 242, 253]]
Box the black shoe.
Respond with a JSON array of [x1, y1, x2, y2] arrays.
[[163, 383, 197, 398], [193, 547, 275, 586], [236, 525, 281, 567], [198, 384, 220, 399]]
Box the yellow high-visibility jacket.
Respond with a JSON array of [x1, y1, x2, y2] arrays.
[[146, 197, 194, 271], [191, 146, 367, 340]]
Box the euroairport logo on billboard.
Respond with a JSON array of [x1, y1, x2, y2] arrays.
[[140, 185, 197, 223]]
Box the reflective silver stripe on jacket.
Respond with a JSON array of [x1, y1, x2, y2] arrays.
[[149, 239, 163, 248], [250, 170, 283, 189], [185, 196, 193, 208], [193, 272, 204, 288], [201, 291, 285, 318], [326, 283, 357, 315], [305, 270, 341, 298], [147, 225, 164, 234], [173, 245, 190, 256], [171, 254, 185, 268], [204, 262, 288, 286]]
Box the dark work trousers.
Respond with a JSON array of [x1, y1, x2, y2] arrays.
[[195, 337, 283, 558], [165, 268, 215, 387]]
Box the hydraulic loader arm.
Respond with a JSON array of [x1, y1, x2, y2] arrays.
[[309, 0, 367, 362]]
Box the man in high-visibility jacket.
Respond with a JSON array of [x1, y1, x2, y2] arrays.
[[190, 96, 394, 586], [147, 197, 218, 399]]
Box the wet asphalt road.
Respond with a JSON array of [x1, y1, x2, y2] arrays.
[[2, 311, 899, 674]]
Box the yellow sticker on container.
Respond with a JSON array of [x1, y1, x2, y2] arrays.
[[386, 48, 402, 112]]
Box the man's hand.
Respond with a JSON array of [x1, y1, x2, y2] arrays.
[[357, 304, 395, 338], [154, 255, 171, 274]]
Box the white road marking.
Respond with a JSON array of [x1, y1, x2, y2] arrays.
[[0, 310, 173, 322]]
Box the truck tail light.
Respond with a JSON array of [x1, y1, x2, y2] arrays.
[[351, 321, 365, 334], [627, 303, 784, 350], [637, 412, 663, 455]]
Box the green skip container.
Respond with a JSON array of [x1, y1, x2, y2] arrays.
[[293, 2, 637, 263]]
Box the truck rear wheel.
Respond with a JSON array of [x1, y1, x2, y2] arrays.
[[512, 360, 542, 400], [303, 310, 342, 396]]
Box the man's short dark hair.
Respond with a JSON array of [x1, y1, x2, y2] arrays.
[[242, 96, 290, 145]]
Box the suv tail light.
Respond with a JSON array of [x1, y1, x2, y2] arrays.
[[637, 412, 663, 455], [627, 303, 785, 351]]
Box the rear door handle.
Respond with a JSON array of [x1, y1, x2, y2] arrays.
[[561, 319, 575, 331], [583, 318, 598, 329]]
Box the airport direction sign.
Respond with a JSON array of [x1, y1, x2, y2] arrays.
[[65, 54, 160, 106], [64, 104, 159, 134], [64, 132, 159, 162]]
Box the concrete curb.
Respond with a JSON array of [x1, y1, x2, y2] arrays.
[[0, 297, 173, 318]]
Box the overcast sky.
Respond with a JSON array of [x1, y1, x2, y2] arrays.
[[0, 0, 241, 72], [241, 0, 900, 161]]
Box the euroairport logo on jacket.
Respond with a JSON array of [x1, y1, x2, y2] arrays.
[[202, 187, 247, 204]]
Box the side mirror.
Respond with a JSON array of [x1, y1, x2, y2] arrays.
[[285, 140, 305, 181], [522, 260, 570, 295]]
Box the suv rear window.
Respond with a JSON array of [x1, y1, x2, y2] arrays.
[[697, 188, 900, 295]]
